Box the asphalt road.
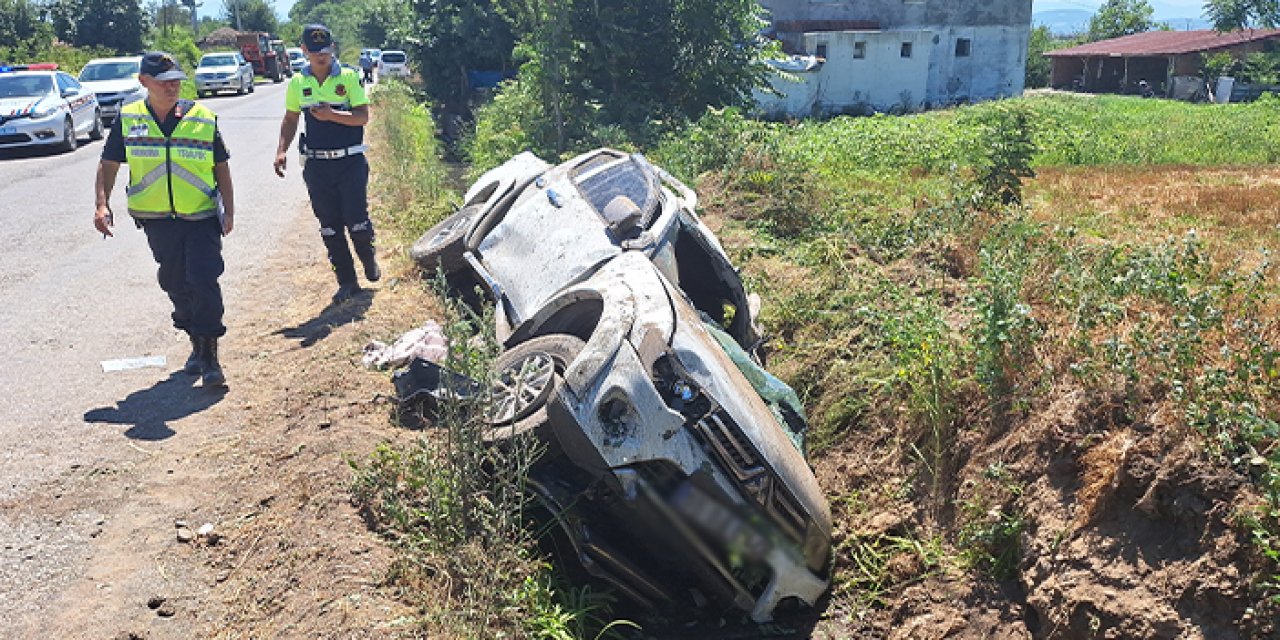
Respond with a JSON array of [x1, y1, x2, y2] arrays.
[[0, 80, 313, 628]]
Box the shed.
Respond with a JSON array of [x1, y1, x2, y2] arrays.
[[1045, 29, 1280, 97]]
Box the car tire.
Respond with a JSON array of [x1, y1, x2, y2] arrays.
[[57, 116, 77, 153], [484, 334, 586, 441], [89, 110, 104, 141], [409, 204, 481, 275], [197, 90, 208, 99], [248, 77, 255, 93]]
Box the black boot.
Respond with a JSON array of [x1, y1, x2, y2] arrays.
[[332, 281, 363, 304], [183, 335, 204, 375], [201, 336, 226, 387], [353, 235, 380, 282]]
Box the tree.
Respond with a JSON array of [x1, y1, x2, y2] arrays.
[[1205, 0, 1280, 30], [0, 0, 54, 57], [50, 0, 146, 53], [1088, 0, 1156, 41], [1025, 26, 1053, 89], [357, 0, 410, 49], [410, 0, 516, 111], [222, 0, 277, 33], [491, 0, 769, 151]]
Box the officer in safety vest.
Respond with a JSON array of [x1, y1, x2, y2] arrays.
[[93, 51, 235, 387], [273, 23, 379, 304]]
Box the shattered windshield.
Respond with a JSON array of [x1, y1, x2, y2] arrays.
[[574, 156, 660, 228]]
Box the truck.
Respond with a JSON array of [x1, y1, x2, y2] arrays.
[[236, 32, 286, 83]]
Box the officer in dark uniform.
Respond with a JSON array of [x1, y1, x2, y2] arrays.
[[273, 23, 379, 304], [93, 51, 234, 387]]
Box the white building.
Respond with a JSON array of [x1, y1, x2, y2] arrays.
[[755, 0, 1033, 116]]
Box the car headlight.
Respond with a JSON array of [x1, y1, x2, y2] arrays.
[[31, 104, 60, 119]]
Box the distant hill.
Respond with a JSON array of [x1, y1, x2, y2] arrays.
[[1034, 9, 1091, 35], [1034, 8, 1212, 36]]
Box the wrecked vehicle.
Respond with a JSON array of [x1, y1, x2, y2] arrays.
[[408, 148, 832, 622]]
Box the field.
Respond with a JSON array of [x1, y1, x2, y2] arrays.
[[356, 87, 1280, 638]]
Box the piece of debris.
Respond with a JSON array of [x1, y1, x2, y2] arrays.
[[175, 528, 194, 544], [362, 320, 448, 370], [197, 523, 214, 537], [100, 355, 167, 372]]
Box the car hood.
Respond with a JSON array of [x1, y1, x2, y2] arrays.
[[80, 78, 141, 94], [0, 96, 52, 116]]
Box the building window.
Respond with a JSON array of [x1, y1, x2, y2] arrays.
[[955, 38, 971, 57], [901, 42, 913, 58], [853, 42, 866, 59], [815, 43, 828, 59]]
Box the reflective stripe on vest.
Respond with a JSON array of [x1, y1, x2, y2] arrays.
[[121, 101, 219, 219]]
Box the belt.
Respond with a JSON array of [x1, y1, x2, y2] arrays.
[[304, 144, 368, 160]]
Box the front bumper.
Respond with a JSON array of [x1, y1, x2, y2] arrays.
[[195, 77, 240, 91], [0, 112, 67, 148]]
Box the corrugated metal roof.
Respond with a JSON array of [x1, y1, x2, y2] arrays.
[[1045, 29, 1280, 57]]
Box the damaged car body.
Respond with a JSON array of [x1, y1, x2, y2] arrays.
[[408, 148, 832, 622]]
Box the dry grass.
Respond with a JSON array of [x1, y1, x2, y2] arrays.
[[1029, 166, 1280, 263]]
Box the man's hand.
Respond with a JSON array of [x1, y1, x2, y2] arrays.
[[94, 204, 114, 238], [310, 104, 333, 122], [273, 151, 288, 177], [222, 211, 235, 236]]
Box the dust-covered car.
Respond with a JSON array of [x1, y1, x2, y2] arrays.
[[409, 149, 832, 622], [0, 63, 102, 152]]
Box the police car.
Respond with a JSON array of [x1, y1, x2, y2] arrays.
[[0, 63, 102, 152]]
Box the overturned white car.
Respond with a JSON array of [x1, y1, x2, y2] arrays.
[[410, 149, 831, 622]]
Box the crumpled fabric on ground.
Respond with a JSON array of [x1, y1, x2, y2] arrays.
[[363, 320, 449, 370]]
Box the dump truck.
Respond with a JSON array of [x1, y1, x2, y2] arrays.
[[236, 31, 285, 83]]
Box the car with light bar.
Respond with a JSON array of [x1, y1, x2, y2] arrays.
[[0, 63, 102, 152], [77, 56, 145, 125], [409, 149, 832, 623]]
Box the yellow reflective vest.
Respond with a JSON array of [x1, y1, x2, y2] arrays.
[[120, 100, 220, 220]]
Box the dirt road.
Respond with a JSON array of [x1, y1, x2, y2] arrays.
[[0, 81, 410, 637]]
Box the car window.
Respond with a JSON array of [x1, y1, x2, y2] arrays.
[[55, 73, 79, 94], [574, 156, 660, 228], [78, 61, 139, 82], [200, 55, 237, 67], [381, 52, 406, 63], [0, 75, 52, 97]]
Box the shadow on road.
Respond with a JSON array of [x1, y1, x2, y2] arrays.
[[274, 289, 374, 348], [84, 371, 228, 440]]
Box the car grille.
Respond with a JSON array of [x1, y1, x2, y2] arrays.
[[687, 406, 808, 542], [0, 133, 32, 144]]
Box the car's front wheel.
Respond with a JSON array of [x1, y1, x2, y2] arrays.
[[56, 116, 76, 152], [409, 203, 481, 276], [89, 109, 104, 141], [484, 334, 586, 441]]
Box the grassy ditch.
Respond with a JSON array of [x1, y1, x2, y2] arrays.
[[651, 98, 1280, 623], [358, 84, 1279, 634]]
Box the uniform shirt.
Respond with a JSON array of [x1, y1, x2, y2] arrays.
[[101, 99, 230, 163], [285, 61, 368, 151]]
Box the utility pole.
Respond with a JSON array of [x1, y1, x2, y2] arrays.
[[232, 0, 242, 31], [182, 0, 201, 34]]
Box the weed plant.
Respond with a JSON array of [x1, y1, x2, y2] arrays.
[[369, 83, 456, 241]]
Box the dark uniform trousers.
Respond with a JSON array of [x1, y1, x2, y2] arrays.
[[142, 216, 226, 337], [301, 153, 375, 286]]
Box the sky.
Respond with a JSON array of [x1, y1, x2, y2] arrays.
[[1033, 0, 1208, 15]]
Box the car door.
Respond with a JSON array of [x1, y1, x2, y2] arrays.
[[236, 54, 249, 84], [55, 73, 91, 131]]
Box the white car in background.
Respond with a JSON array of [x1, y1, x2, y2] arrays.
[[194, 52, 255, 98], [287, 47, 305, 73], [77, 56, 145, 125], [0, 64, 102, 152], [377, 50, 409, 78]]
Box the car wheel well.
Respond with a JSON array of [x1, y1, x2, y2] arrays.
[[514, 298, 603, 347]]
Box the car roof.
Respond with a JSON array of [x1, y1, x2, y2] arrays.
[[83, 57, 141, 65]]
